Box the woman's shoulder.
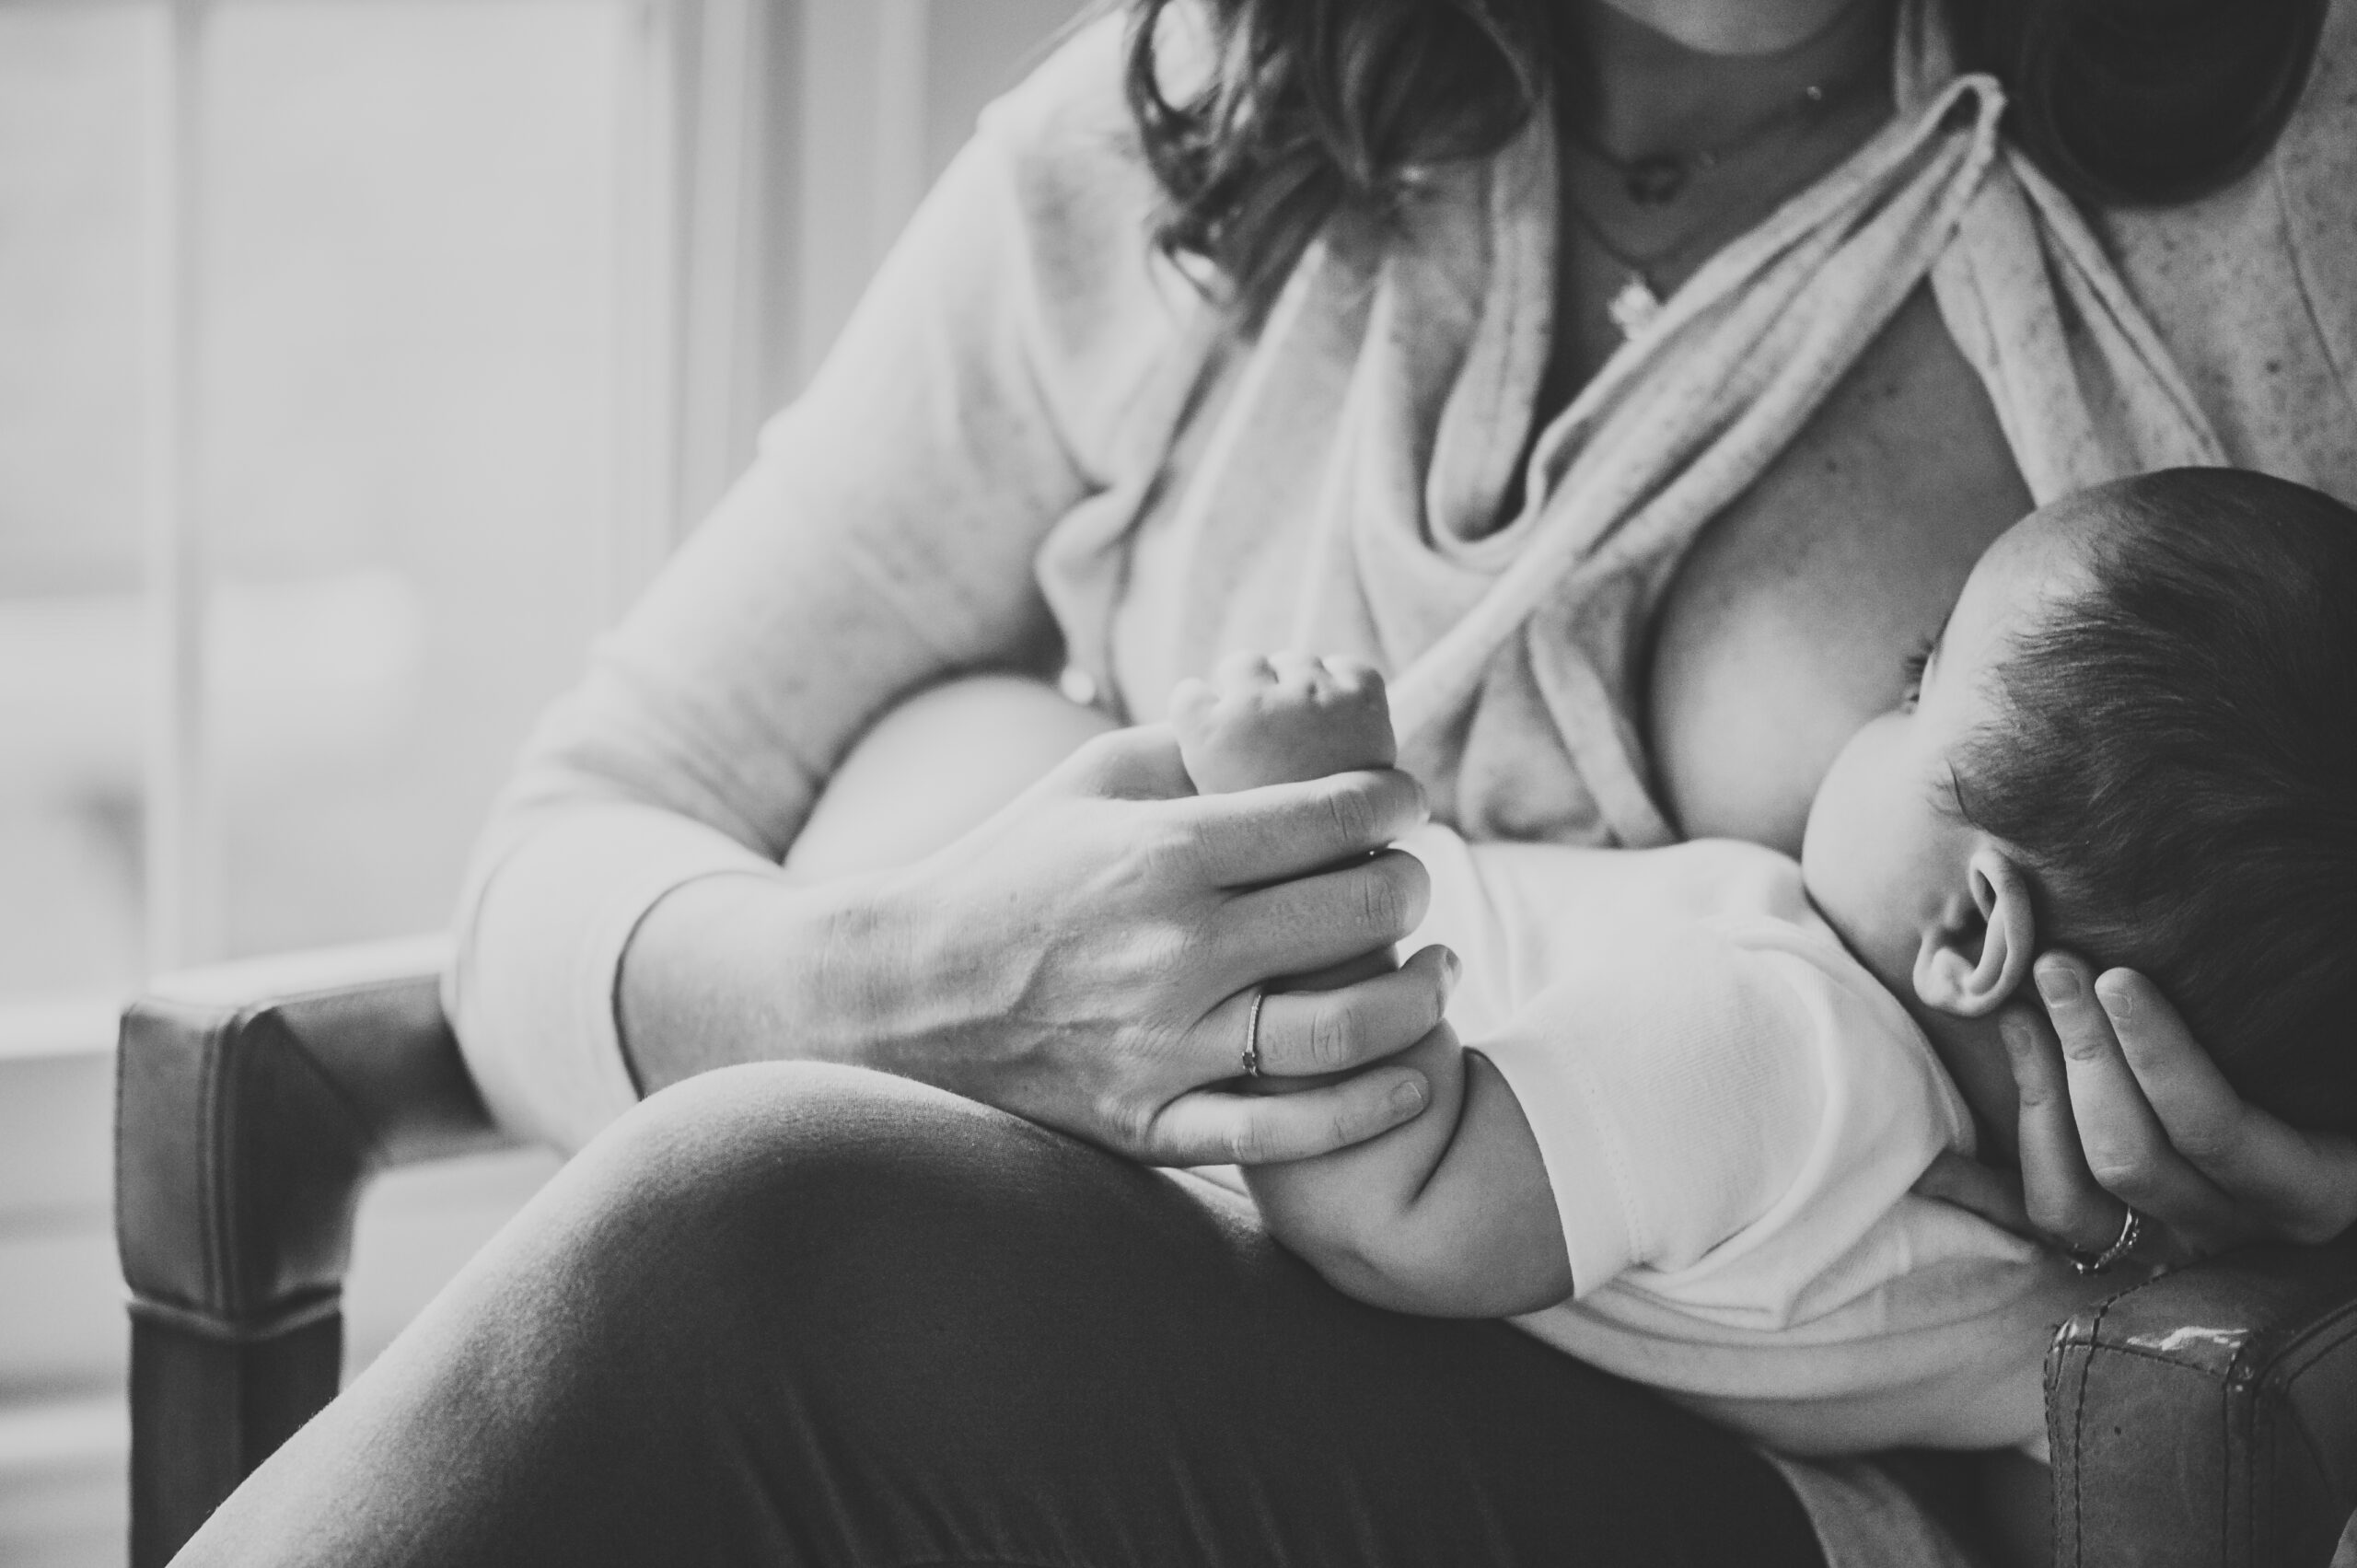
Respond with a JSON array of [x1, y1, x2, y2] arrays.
[[941, 7, 1221, 480], [974, 10, 1143, 178], [2093, 0, 2357, 502], [971, 6, 1213, 243]]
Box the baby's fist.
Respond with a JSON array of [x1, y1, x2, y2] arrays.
[[1171, 651, 1396, 795]]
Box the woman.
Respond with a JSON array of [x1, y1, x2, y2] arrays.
[[184, 0, 2357, 1563]]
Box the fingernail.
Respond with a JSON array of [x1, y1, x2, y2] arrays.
[[2036, 963, 2081, 1007], [1443, 948, 1463, 988], [1390, 1077, 1427, 1113], [2000, 1013, 2034, 1058], [2095, 977, 2134, 1022]]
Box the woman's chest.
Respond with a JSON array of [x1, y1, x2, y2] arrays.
[[1645, 283, 2032, 854], [1087, 247, 2033, 852]]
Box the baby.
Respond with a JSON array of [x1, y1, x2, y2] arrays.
[[789, 468, 2357, 1458]]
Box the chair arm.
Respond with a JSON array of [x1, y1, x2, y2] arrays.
[[116, 934, 517, 1328], [2047, 1229, 2357, 1568], [115, 934, 522, 1567]]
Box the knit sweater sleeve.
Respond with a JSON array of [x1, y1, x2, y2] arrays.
[[444, 15, 1194, 1150]]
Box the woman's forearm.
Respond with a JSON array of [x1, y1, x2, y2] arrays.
[[593, 727, 1453, 1167], [616, 869, 920, 1094], [613, 854, 1053, 1109]]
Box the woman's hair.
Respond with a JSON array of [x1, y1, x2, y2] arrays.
[[1123, 0, 2333, 327], [1124, 0, 1555, 323], [1950, 470, 2357, 1133]]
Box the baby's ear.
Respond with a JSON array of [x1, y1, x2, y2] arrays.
[[1912, 847, 2037, 1018]]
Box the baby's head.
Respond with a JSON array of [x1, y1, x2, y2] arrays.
[[1803, 470, 2357, 1132]]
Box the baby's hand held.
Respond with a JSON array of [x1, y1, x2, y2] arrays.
[[1171, 651, 1396, 795]]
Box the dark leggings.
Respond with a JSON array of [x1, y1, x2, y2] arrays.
[[175, 1063, 1829, 1568]]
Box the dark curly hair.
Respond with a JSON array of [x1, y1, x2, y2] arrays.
[[1124, 0, 2333, 327], [1953, 470, 2357, 1133]]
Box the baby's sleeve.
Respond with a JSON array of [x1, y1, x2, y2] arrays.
[[1474, 922, 1961, 1318]]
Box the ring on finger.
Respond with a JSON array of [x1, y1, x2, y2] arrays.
[[1241, 990, 1265, 1078], [2069, 1206, 2143, 1275]]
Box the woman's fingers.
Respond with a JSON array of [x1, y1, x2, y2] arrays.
[[1996, 957, 2357, 1265], [1179, 768, 1429, 886], [1245, 946, 1458, 1077], [1219, 850, 1433, 979], [2088, 969, 2246, 1168], [1059, 721, 1196, 799], [2033, 954, 2242, 1252], [1143, 1068, 1431, 1167], [1997, 1001, 2195, 1271], [2097, 969, 2357, 1245], [2000, 1004, 2129, 1253]]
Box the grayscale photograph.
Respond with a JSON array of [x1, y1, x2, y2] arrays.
[[1, 0, 2352, 1563]]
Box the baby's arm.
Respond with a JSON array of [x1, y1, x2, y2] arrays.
[[1252, 1020, 1573, 1316], [1172, 654, 1573, 1316]]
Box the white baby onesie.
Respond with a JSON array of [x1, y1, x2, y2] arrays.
[[1402, 827, 2115, 1458]]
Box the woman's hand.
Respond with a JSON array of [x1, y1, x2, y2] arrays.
[[1925, 952, 2357, 1267], [621, 725, 1455, 1168]]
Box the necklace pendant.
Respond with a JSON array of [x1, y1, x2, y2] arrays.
[[1608, 272, 1664, 341], [1623, 155, 1687, 205]]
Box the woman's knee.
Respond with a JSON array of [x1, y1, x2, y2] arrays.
[[581, 1062, 993, 1214], [602, 1059, 988, 1171], [556, 1062, 1144, 1296]]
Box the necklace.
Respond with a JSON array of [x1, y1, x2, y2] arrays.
[[1566, 0, 1884, 207], [1568, 74, 1873, 207], [1561, 189, 1688, 340], [1561, 3, 1889, 339]]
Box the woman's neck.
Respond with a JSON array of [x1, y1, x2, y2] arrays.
[[1573, 0, 1889, 158]]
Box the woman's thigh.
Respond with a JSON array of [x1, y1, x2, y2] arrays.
[[177, 1063, 1826, 1568]]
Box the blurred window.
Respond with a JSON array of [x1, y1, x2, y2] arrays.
[[1, 0, 638, 1018], [1, 0, 1083, 1026], [0, 4, 1079, 1557]]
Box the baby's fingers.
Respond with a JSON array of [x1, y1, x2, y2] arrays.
[[1145, 1069, 1430, 1167]]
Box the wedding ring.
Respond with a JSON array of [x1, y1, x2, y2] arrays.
[[2071, 1206, 2143, 1276], [1241, 990, 1265, 1078]]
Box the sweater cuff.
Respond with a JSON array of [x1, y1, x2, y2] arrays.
[[448, 802, 783, 1153]]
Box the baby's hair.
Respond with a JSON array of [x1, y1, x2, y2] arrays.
[[1952, 469, 2357, 1132]]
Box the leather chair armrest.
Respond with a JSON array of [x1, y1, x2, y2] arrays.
[[2047, 1230, 2357, 1568], [116, 933, 517, 1328], [115, 934, 523, 1566]]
